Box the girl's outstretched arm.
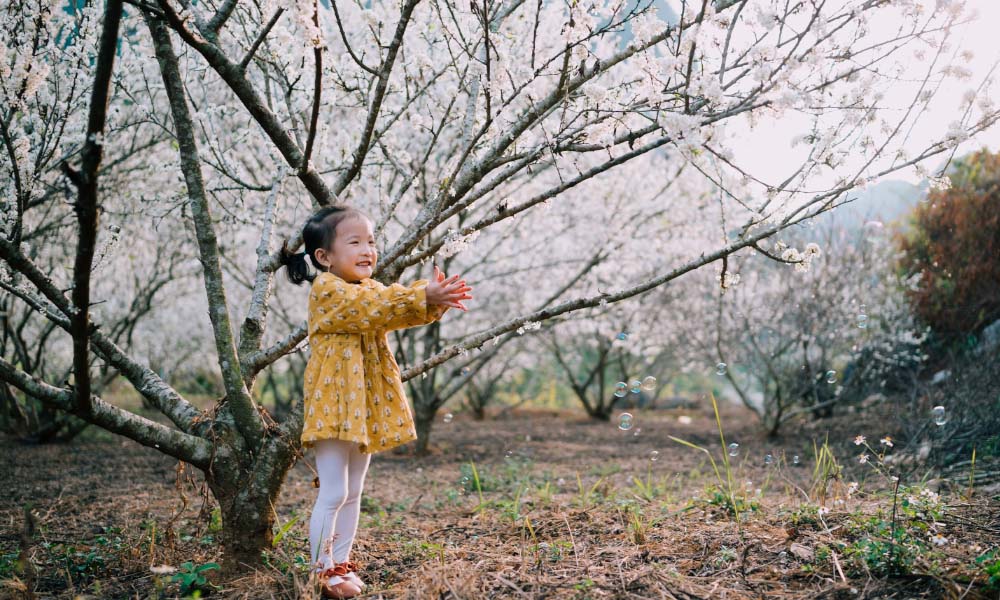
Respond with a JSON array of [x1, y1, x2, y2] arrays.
[[309, 271, 468, 334]]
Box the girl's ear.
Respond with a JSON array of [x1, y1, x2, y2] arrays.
[[313, 248, 331, 269]]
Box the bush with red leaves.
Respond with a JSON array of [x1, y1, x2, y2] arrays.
[[898, 149, 1000, 340]]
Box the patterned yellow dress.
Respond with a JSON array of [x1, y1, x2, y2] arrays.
[[301, 272, 444, 453]]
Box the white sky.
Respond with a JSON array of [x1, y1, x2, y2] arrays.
[[676, 0, 1000, 185]]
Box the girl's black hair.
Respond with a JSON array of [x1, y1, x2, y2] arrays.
[[280, 206, 365, 285]]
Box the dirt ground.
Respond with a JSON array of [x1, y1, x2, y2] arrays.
[[1, 403, 998, 599]]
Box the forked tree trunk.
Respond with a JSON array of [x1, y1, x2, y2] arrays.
[[199, 407, 301, 572]]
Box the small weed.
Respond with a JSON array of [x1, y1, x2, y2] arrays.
[[535, 480, 555, 506], [170, 561, 220, 598], [532, 540, 572, 562], [704, 488, 759, 517], [207, 507, 222, 533], [400, 539, 445, 562], [712, 546, 738, 568], [629, 467, 669, 503], [271, 512, 301, 548], [975, 548, 1000, 591], [625, 506, 652, 545], [573, 473, 608, 509]]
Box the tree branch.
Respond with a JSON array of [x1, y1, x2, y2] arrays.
[[145, 12, 264, 444], [65, 0, 124, 417], [0, 356, 214, 468]]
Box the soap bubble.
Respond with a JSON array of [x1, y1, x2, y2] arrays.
[[716, 362, 728, 376], [857, 313, 868, 329], [792, 455, 800, 466], [728, 442, 739, 457], [632, 427, 641, 437], [618, 412, 634, 431], [932, 405, 947, 426], [616, 332, 628, 341], [825, 370, 837, 384], [641, 376, 657, 391], [765, 454, 774, 466], [443, 413, 453, 423], [504, 449, 514, 459], [614, 382, 628, 397], [460, 367, 470, 376], [649, 450, 659, 462], [629, 380, 642, 394]]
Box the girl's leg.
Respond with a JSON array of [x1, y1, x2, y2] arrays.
[[308, 439, 352, 571], [330, 442, 371, 563]]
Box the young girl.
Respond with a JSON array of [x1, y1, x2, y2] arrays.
[[281, 206, 472, 599]]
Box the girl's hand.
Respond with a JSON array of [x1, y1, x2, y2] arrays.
[[427, 265, 473, 311]]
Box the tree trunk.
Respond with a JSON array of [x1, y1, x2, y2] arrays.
[[413, 403, 433, 455], [215, 488, 277, 572], [201, 408, 300, 572]]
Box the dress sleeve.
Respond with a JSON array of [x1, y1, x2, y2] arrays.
[[309, 274, 439, 333]]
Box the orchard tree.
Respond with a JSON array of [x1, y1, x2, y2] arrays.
[[680, 223, 929, 435], [1, 0, 997, 570]]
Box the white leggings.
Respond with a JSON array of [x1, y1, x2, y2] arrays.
[[308, 439, 371, 571]]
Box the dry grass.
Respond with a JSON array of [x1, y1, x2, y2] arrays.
[[1, 405, 998, 599]]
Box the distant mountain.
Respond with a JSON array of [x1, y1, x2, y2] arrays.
[[807, 179, 926, 234]]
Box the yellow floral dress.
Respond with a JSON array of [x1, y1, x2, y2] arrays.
[[301, 272, 444, 453]]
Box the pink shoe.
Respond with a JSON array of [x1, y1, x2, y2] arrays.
[[318, 564, 361, 599], [337, 561, 365, 590]]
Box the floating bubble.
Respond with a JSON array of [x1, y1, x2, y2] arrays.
[[443, 413, 453, 423], [649, 450, 659, 462], [460, 367, 470, 376], [792, 455, 800, 466], [641, 376, 657, 391], [618, 412, 634, 431], [826, 370, 837, 384], [633, 427, 641, 437], [765, 454, 774, 466], [728, 442, 739, 457], [614, 382, 628, 398], [629, 380, 642, 394], [932, 405, 947, 426], [504, 449, 514, 459], [616, 332, 628, 341], [857, 313, 868, 329], [716, 362, 728, 376]]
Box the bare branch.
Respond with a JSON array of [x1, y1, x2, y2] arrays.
[[331, 0, 422, 194], [63, 0, 124, 417], [0, 356, 214, 468], [145, 12, 264, 443]]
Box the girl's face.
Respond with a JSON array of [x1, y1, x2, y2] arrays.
[[314, 216, 377, 283]]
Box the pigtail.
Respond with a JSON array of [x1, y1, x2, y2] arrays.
[[280, 241, 315, 285]]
